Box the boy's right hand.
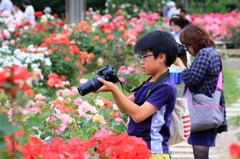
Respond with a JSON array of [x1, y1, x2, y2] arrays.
[[94, 78, 117, 93]]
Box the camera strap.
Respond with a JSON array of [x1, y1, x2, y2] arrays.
[[146, 70, 170, 98], [117, 79, 132, 94], [131, 70, 170, 98]]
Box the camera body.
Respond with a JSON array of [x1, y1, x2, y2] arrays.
[[78, 65, 119, 96], [177, 44, 187, 57]]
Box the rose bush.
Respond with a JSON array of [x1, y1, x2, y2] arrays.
[[0, 64, 149, 158], [189, 11, 240, 46]]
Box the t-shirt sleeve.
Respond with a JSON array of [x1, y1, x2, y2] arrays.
[[146, 84, 173, 109]]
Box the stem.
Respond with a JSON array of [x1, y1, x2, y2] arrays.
[[11, 135, 16, 159]]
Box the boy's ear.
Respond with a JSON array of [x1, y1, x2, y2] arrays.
[[158, 53, 167, 63]]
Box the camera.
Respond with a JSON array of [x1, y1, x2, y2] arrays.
[[177, 43, 187, 57], [78, 65, 119, 96]]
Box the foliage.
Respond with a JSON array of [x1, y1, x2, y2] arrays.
[[2, 128, 150, 158], [0, 45, 52, 81], [11, 0, 65, 18], [0, 65, 150, 158], [96, 0, 240, 16], [8, 0, 240, 22], [190, 11, 240, 41], [105, 0, 162, 18], [1, 4, 240, 158], [227, 25, 240, 48], [117, 64, 143, 91], [70, 10, 167, 71], [188, 0, 240, 14]]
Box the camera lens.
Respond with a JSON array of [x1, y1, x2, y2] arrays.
[[78, 76, 103, 96]]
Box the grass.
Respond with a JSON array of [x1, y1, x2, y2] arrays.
[[223, 66, 240, 128], [223, 67, 240, 106]]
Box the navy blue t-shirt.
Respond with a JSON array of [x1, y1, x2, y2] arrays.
[[128, 78, 177, 154]]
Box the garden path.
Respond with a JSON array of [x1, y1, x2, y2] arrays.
[[169, 56, 240, 159], [169, 106, 240, 159]]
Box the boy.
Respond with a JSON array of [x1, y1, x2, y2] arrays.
[[95, 30, 178, 159]]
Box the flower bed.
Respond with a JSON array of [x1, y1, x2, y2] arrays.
[[1, 9, 240, 158]]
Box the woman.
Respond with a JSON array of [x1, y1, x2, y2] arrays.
[[169, 14, 187, 43], [169, 14, 189, 84], [174, 23, 228, 159], [22, 0, 35, 24]]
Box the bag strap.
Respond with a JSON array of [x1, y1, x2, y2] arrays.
[[216, 71, 222, 91]]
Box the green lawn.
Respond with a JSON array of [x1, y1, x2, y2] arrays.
[[223, 67, 240, 106]]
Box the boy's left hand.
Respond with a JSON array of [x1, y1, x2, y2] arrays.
[[94, 78, 117, 93]]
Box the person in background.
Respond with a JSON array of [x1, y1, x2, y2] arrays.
[[94, 30, 178, 159], [169, 14, 188, 84], [180, 8, 190, 25], [166, 1, 177, 19], [169, 14, 187, 43], [12, 2, 24, 18], [162, 0, 170, 18], [174, 23, 228, 159], [22, 0, 35, 24], [0, 0, 13, 15], [40, 6, 54, 22], [176, 2, 184, 13]]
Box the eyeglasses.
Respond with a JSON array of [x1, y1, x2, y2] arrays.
[[137, 54, 154, 61]]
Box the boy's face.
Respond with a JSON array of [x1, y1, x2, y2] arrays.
[[138, 51, 165, 75]]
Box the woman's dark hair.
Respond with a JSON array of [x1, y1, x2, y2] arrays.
[[22, 0, 31, 5], [180, 23, 215, 54], [180, 8, 187, 14], [134, 30, 178, 67], [14, 2, 21, 8], [169, 14, 186, 29]]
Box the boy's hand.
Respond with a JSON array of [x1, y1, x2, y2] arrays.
[[94, 78, 117, 93]]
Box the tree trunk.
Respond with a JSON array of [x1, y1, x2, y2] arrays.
[[65, 0, 86, 23]]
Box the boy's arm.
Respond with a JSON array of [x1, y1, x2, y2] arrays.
[[96, 78, 158, 123], [128, 94, 135, 102]]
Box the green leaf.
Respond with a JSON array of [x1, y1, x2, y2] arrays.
[[1, 82, 14, 89], [16, 91, 25, 103], [12, 149, 23, 158], [16, 131, 29, 146], [0, 113, 19, 137], [0, 139, 7, 149], [0, 152, 11, 159], [26, 110, 52, 127]]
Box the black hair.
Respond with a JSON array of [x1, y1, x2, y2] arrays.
[[14, 2, 21, 8], [134, 30, 177, 67], [170, 14, 186, 29], [22, 0, 31, 5], [176, 2, 184, 9], [180, 8, 187, 14]]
